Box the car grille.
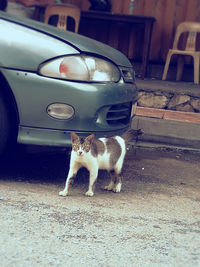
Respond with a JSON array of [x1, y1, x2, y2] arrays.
[[96, 102, 132, 128], [106, 102, 132, 125]]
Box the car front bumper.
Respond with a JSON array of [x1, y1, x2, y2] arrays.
[[3, 69, 137, 146]]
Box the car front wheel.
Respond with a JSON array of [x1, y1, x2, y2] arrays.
[[0, 92, 15, 156]]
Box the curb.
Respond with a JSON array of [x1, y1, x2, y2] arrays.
[[132, 107, 200, 151], [136, 106, 200, 124]]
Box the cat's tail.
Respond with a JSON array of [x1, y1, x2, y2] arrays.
[[121, 129, 143, 142]]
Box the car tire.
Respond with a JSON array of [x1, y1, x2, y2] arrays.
[[0, 92, 14, 156]]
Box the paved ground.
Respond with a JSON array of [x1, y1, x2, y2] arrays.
[[0, 145, 200, 266]]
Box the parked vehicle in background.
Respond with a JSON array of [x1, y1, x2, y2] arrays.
[[0, 11, 137, 155]]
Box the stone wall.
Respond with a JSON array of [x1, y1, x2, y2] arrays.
[[137, 90, 200, 113]]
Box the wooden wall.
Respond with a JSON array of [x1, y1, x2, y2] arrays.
[[67, 0, 200, 63]]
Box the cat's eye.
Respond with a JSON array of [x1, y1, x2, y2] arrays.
[[39, 55, 121, 83]]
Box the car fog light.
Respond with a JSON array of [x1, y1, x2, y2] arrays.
[[47, 103, 74, 120]]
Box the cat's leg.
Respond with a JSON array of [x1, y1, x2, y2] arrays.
[[59, 162, 81, 196], [104, 170, 116, 191], [85, 168, 98, 197], [111, 157, 124, 193], [105, 169, 122, 193], [113, 174, 122, 193]]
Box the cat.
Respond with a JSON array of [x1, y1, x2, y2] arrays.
[[59, 129, 142, 197]]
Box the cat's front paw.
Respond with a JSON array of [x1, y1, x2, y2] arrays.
[[85, 190, 94, 197], [113, 183, 122, 193], [59, 190, 68, 197]]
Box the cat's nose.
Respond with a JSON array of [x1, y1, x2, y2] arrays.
[[78, 151, 82, 156]]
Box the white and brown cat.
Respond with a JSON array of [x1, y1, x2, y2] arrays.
[[59, 129, 142, 197]]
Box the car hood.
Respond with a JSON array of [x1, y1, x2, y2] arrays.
[[0, 11, 132, 68]]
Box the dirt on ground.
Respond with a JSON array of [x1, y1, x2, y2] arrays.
[[0, 145, 200, 266]]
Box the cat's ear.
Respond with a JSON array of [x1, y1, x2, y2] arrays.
[[70, 132, 79, 143], [86, 134, 95, 144]]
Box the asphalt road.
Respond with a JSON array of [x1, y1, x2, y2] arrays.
[[0, 145, 200, 266]]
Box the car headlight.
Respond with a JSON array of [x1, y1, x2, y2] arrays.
[[39, 55, 121, 82]]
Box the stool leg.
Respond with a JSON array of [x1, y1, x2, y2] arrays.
[[162, 51, 173, 80], [193, 55, 200, 84]]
